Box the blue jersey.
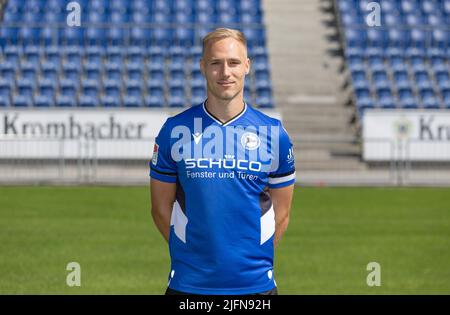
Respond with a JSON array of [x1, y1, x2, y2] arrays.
[[150, 101, 295, 295]]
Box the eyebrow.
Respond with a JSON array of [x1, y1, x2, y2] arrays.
[[209, 58, 242, 63]]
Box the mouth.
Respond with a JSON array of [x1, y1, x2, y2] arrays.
[[217, 81, 235, 87]]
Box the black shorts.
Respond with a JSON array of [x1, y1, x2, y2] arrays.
[[165, 287, 278, 295]]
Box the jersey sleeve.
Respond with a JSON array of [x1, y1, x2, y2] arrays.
[[268, 122, 296, 189], [149, 119, 177, 183]]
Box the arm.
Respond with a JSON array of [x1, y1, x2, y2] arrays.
[[270, 184, 294, 248], [150, 178, 176, 242]]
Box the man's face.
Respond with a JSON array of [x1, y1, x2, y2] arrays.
[[200, 37, 250, 102]]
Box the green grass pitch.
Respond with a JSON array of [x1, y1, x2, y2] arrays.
[[0, 186, 449, 294]]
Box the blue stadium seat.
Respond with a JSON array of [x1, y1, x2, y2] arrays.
[[387, 29, 409, 48], [61, 27, 85, 46], [254, 69, 271, 89], [372, 69, 390, 89], [34, 94, 54, 107], [108, 27, 127, 46], [153, 0, 171, 14], [196, 12, 217, 24], [242, 27, 265, 47], [355, 87, 375, 112], [23, 11, 42, 23], [0, 79, 12, 106], [393, 70, 411, 89], [414, 70, 433, 89], [44, 46, 61, 64], [17, 78, 35, 98], [0, 27, 19, 45], [104, 79, 122, 99], [169, 86, 185, 107], [0, 0, 273, 109], [256, 86, 274, 108], [420, 88, 440, 109], [345, 29, 366, 47], [20, 61, 38, 81], [174, 28, 195, 47], [241, 13, 263, 24], [81, 79, 99, 97], [126, 64, 143, 81], [123, 95, 143, 107], [86, 27, 107, 46], [240, 0, 262, 15], [79, 94, 99, 107], [3, 11, 21, 23], [443, 89, 450, 109], [351, 70, 369, 89], [0, 61, 17, 81], [148, 69, 165, 88], [56, 95, 76, 107], [368, 55, 385, 71], [38, 78, 56, 98], [24, 46, 41, 64], [62, 61, 81, 80], [218, 12, 239, 24], [131, 0, 151, 15], [60, 78, 79, 98], [145, 87, 164, 107], [105, 63, 122, 81], [44, 11, 65, 24], [367, 28, 387, 48], [169, 69, 186, 88], [376, 87, 396, 109], [174, 12, 194, 25], [13, 95, 33, 107], [398, 87, 418, 108], [389, 56, 407, 71], [432, 29, 449, 48], [86, 46, 104, 63], [47, 0, 65, 12], [101, 95, 121, 107], [435, 71, 450, 89], [125, 80, 143, 98]]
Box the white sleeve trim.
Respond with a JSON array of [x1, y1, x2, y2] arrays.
[[268, 172, 296, 185]]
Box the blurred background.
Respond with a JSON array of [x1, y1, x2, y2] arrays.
[[0, 0, 449, 294]]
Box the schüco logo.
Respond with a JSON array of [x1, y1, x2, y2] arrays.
[[184, 157, 262, 172]]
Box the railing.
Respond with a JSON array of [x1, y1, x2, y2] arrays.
[[1, 135, 450, 185]]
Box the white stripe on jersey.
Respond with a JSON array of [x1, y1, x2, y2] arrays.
[[268, 172, 296, 185]]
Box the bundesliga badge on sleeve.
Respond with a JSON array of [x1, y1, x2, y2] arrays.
[[152, 143, 159, 166]]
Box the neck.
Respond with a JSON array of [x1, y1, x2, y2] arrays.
[[204, 94, 245, 123]]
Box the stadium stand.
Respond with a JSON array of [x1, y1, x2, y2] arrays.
[[0, 0, 274, 108], [337, 0, 450, 115]]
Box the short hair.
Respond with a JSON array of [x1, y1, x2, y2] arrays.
[[202, 28, 247, 57]]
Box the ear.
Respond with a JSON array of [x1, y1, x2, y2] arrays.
[[245, 57, 251, 75]]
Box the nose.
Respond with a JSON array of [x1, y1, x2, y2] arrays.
[[221, 62, 231, 77]]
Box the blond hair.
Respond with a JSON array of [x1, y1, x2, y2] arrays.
[[202, 28, 247, 56]]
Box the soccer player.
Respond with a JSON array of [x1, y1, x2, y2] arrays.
[[150, 28, 295, 295]]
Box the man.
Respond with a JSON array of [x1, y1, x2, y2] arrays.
[[150, 28, 295, 295]]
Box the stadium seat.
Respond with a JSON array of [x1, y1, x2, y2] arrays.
[[0, 0, 274, 109], [13, 95, 32, 107], [123, 95, 143, 107], [145, 87, 165, 107], [56, 95, 76, 107], [34, 94, 54, 107], [420, 88, 440, 109], [79, 94, 99, 107]]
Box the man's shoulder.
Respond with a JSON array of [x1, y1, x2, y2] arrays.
[[246, 104, 282, 127], [164, 103, 204, 127]]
